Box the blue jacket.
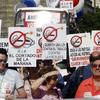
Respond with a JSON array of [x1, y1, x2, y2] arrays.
[[62, 64, 93, 98], [70, 64, 93, 84]]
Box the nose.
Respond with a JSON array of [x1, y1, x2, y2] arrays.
[[0, 60, 6, 64], [96, 65, 100, 69]]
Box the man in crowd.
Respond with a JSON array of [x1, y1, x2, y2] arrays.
[[0, 48, 27, 99], [75, 51, 100, 98], [62, 51, 100, 98]]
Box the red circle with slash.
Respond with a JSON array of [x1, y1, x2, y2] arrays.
[[38, 37, 42, 48], [43, 26, 57, 42], [94, 32, 100, 46], [70, 35, 82, 47], [9, 31, 26, 48]]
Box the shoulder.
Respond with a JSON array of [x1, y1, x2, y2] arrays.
[[7, 68, 18, 73], [84, 64, 92, 69], [6, 69, 20, 76], [79, 77, 93, 86], [70, 67, 83, 80]]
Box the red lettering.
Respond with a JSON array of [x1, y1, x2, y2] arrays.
[[36, 49, 42, 53]]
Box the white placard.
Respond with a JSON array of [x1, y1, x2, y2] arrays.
[[42, 24, 66, 60], [67, 33, 92, 67], [91, 30, 100, 51], [60, 0, 73, 11], [8, 27, 36, 67], [0, 38, 8, 51], [36, 27, 43, 59]]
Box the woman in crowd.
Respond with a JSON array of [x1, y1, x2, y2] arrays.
[[31, 66, 62, 99]]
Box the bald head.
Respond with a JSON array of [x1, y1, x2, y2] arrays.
[[92, 51, 100, 57], [89, 51, 100, 63]]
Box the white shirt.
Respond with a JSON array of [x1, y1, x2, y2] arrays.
[[0, 69, 23, 98]]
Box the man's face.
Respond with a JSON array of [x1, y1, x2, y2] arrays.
[[92, 60, 100, 76], [0, 54, 7, 72]]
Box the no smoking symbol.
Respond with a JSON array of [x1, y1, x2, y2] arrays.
[[43, 27, 58, 42], [94, 32, 100, 46], [9, 31, 26, 48], [38, 38, 42, 48], [70, 36, 82, 47]]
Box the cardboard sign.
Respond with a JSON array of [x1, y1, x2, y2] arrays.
[[67, 33, 92, 67], [91, 30, 100, 51], [42, 24, 66, 60], [0, 38, 8, 51], [8, 27, 36, 67]]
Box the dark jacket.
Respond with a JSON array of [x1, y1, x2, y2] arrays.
[[62, 64, 93, 98]]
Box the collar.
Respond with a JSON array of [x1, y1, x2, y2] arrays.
[[84, 77, 93, 86], [0, 69, 7, 75]]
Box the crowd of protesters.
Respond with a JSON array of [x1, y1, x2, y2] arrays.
[[0, 47, 100, 99]]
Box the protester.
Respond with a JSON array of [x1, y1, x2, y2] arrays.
[[75, 51, 100, 98], [37, 60, 53, 73], [63, 67, 76, 82], [62, 51, 100, 98], [62, 66, 77, 98], [31, 66, 62, 99], [0, 48, 27, 99]]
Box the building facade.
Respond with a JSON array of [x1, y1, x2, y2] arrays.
[[92, 0, 100, 8], [0, 0, 20, 38]]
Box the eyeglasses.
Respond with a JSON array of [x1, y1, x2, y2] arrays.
[[0, 59, 7, 63], [92, 64, 100, 68]]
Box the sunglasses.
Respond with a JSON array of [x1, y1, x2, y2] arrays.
[[0, 59, 7, 63], [92, 64, 100, 68]]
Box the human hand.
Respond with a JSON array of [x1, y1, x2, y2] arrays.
[[44, 71, 60, 78], [5, 94, 14, 100]]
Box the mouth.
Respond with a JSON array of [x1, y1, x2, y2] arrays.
[[96, 70, 100, 72]]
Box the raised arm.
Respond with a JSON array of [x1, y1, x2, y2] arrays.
[[31, 70, 59, 90]]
